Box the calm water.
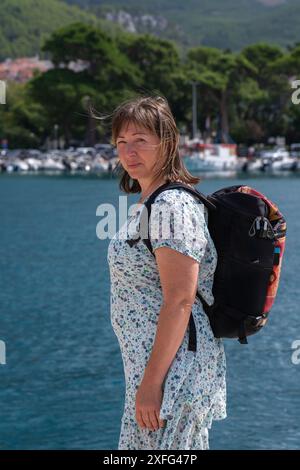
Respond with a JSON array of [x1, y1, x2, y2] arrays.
[[0, 172, 299, 450]]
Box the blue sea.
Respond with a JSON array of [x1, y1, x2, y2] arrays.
[[0, 172, 299, 450]]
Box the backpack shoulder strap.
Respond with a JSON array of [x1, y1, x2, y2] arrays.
[[142, 182, 215, 253], [126, 181, 216, 251], [144, 181, 216, 212]]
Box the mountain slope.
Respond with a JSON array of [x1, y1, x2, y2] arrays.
[[1, 0, 300, 61], [0, 0, 122, 60], [65, 0, 300, 50]]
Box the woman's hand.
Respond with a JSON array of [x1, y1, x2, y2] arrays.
[[135, 379, 166, 431]]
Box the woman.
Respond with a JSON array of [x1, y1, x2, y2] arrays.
[[107, 95, 226, 450]]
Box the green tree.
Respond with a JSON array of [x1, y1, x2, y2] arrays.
[[184, 46, 256, 142], [0, 81, 47, 148], [29, 23, 143, 145], [29, 68, 91, 147], [43, 23, 141, 88], [238, 43, 289, 142], [116, 32, 181, 99], [269, 43, 300, 142]]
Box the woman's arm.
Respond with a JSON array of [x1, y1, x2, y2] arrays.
[[142, 246, 200, 385], [135, 246, 199, 431]]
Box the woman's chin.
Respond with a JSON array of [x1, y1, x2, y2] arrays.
[[127, 165, 142, 174]]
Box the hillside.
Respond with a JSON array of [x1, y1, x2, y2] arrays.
[[0, 0, 122, 60], [65, 0, 300, 51], [2, 0, 300, 61]]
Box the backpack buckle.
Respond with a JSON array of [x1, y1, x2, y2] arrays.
[[126, 237, 140, 247]]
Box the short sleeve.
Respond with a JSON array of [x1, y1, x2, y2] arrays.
[[149, 189, 208, 264]]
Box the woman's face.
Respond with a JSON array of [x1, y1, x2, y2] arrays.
[[116, 122, 161, 179]]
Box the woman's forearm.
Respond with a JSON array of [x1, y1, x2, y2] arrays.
[[141, 301, 193, 386]]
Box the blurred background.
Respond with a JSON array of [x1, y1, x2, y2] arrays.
[[0, 0, 300, 450]]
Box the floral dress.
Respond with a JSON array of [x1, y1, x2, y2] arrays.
[[107, 187, 227, 450]]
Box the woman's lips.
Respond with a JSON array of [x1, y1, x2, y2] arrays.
[[128, 163, 141, 168]]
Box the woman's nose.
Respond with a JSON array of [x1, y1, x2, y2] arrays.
[[124, 142, 137, 154]]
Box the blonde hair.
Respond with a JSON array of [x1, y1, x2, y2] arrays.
[[110, 94, 201, 193]]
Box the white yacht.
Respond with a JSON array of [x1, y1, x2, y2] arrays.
[[182, 143, 239, 172], [261, 147, 297, 171]]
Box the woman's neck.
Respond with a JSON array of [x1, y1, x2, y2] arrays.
[[138, 178, 168, 203]]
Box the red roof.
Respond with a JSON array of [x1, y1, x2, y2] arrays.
[[0, 57, 53, 83]]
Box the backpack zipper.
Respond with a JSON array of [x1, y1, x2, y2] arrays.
[[248, 216, 275, 239]]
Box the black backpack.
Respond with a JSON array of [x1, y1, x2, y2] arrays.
[[126, 181, 287, 350]]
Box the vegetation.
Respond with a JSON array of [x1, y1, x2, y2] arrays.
[[2, 0, 300, 60], [0, 0, 122, 60], [1, 22, 300, 148], [65, 0, 300, 51]]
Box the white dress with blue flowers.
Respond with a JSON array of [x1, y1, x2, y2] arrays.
[[107, 187, 227, 450]]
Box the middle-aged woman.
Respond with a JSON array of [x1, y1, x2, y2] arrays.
[[107, 94, 226, 450]]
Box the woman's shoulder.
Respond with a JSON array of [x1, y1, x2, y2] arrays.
[[153, 184, 204, 212]]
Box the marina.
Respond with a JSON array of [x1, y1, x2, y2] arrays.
[[1, 142, 300, 177]]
